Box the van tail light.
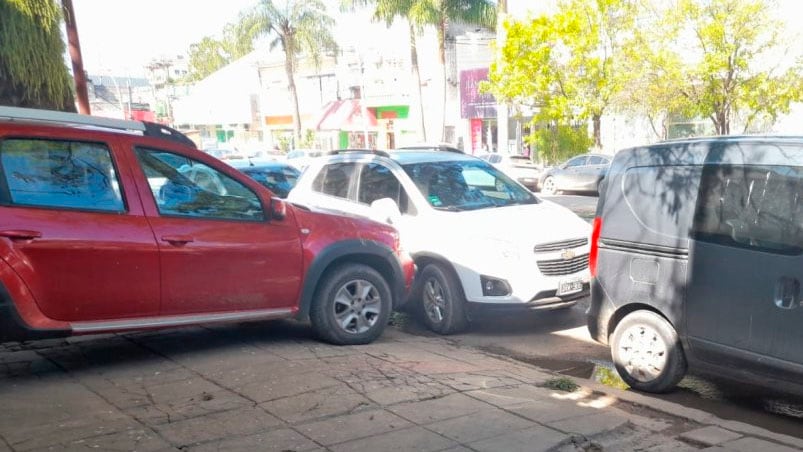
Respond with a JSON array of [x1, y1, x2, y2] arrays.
[[589, 217, 602, 277]]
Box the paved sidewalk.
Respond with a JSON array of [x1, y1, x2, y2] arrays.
[[0, 322, 800, 451]]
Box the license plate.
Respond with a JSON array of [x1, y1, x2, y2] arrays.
[[557, 278, 583, 296]]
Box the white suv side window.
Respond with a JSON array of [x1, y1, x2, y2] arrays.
[[357, 163, 415, 215], [311, 163, 357, 199]]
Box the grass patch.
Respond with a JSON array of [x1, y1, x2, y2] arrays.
[[388, 311, 410, 328], [543, 377, 580, 392], [592, 366, 630, 391]]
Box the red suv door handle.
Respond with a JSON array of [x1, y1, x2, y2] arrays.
[[161, 235, 194, 246], [0, 230, 42, 240]]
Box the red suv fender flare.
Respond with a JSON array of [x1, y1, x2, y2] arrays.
[[296, 239, 407, 320], [0, 262, 71, 343]]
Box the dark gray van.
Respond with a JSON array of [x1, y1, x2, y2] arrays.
[[588, 136, 803, 393]]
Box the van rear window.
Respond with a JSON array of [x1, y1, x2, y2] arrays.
[[693, 164, 803, 255]]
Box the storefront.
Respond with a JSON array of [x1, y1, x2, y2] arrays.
[[459, 68, 497, 154]]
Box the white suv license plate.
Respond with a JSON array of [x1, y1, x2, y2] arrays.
[[557, 278, 583, 296]]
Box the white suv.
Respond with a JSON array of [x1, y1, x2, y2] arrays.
[[288, 149, 591, 334]]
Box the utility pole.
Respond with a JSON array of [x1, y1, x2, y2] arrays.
[[496, 0, 509, 154], [62, 0, 90, 114]]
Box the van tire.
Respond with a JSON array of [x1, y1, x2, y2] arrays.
[[610, 310, 687, 393], [417, 264, 468, 335], [310, 263, 392, 345]]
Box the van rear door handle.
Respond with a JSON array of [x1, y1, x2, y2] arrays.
[[774, 276, 800, 310], [161, 235, 194, 246], [0, 230, 42, 240]]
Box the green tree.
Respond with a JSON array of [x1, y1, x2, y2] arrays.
[[0, 0, 75, 111], [186, 13, 258, 82], [532, 124, 593, 165], [485, 0, 638, 149], [247, 0, 337, 145], [664, 0, 803, 135], [187, 37, 228, 82]]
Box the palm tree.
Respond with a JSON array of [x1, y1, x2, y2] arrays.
[[409, 0, 496, 141], [248, 0, 337, 146], [344, 0, 496, 142], [341, 0, 427, 141]]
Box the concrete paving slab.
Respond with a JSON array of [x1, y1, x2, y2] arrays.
[[388, 393, 494, 424], [260, 384, 375, 424], [716, 437, 801, 452], [468, 425, 568, 452], [329, 426, 457, 452], [297, 408, 412, 446], [187, 428, 320, 452], [152, 407, 280, 447], [232, 369, 342, 403], [426, 408, 533, 443], [439, 371, 529, 392], [0, 378, 138, 451], [546, 411, 631, 436], [679, 426, 743, 447], [467, 385, 558, 408], [31, 428, 172, 452]]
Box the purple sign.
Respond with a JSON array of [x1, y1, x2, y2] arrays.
[[460, 68, 497, 119]]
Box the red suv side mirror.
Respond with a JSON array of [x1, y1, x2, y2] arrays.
[[270, 197, 287, 221]]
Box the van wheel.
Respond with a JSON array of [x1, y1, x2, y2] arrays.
[[542, 176, 558, 195], [310, 264, 391, 345], [610, 310, 687, 393], [417, 264, 468, 335]]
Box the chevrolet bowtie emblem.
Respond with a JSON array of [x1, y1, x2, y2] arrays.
[[561, 249, 575, 260]]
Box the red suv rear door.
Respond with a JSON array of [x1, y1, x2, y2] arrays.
[[0, 133, 160, 321], [128, 144, 304, 316]]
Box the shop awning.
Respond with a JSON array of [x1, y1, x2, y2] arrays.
[[315, 100, 377, 131]]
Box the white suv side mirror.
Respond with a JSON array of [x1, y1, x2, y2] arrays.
[[370, 198, 402, 225]]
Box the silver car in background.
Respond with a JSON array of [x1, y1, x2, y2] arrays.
[[538, 153, 611, 195], [478, 153, 542, 191]]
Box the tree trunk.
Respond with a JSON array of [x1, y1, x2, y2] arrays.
[[592, 113, 602, 149], [62, 0, 89, 114], [283, 45, 301, 146], [438, 19, 448, 142], [409, 23, 426, 142]]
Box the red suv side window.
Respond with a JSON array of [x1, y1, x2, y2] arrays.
[[0, 138, 124, 213]]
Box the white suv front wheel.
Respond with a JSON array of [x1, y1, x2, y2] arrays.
[[417, 264, 468, 335]]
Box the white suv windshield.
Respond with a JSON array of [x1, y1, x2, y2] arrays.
[[402, 160, 537, 211]]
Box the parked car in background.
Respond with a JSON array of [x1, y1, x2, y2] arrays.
[[538, 153, 611, 195], [0, 107, 414, 346], [588, 135, 803, 395], [289, 149, 591, 335], [230, 159, 301, 198], [478, 153, 542, 191], [286, 148, 326, 170]]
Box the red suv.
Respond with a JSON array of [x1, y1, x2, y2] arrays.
[[0, 107, 414, 345]]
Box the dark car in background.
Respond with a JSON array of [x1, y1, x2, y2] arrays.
[[231, 159, 301, 198], [538, 153, 611, 195]]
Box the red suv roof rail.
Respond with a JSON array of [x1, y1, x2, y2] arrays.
[[0, 106, 196, 148]]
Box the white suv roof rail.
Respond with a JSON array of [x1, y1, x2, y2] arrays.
[[0, 106, 197, 148], [0, 106, 146, 132]]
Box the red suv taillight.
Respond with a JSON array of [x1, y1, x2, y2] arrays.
[[589, 217, 602, 277]]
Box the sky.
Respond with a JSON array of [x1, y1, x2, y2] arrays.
[[72, 0, 259, 77], [71, 0, 803, 78]]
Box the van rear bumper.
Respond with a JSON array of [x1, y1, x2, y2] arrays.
[[586, 277, 613, 345]]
